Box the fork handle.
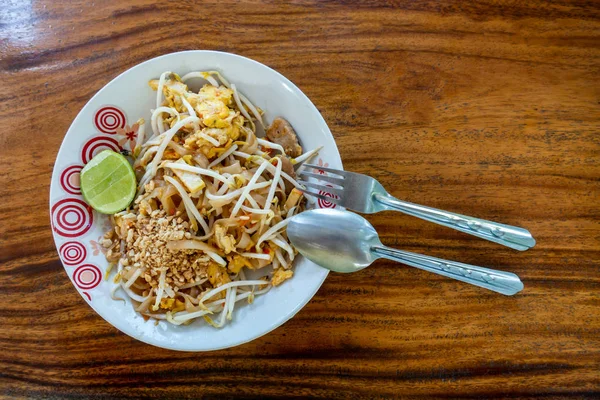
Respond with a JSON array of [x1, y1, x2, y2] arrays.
[[374, 194, 535, 251], [372, 245, 524, 295]]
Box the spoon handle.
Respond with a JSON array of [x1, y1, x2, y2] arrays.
[[371, 246, 524, 295], [374, 194, 535, 251]]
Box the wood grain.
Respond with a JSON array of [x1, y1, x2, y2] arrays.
[[1, 0, 599, 398]]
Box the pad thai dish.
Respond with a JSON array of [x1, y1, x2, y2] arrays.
[[100, 71, 319, 327]]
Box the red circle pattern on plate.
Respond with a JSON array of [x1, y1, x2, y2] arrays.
[[318, 185, 338, 209], [60, 165, 83, 195], [59, 241, 87, 266], [73, 264, 102, 290], [94, 106, 126, 134], [81, 136, 122, 163], [51, 198, 94, 237]]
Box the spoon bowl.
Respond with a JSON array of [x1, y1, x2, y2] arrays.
[[288, 208, 380, 273], [288, 209, 524, 295]]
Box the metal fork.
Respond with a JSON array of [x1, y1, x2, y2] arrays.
[[298, 165, 536, 251]]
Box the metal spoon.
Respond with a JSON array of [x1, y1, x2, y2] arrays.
[[288, 209, 524, 295]]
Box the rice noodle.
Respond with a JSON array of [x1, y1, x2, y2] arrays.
[[238, 128, 258, 154], [167, 141, 190, 156], [120, 283, 150, 303], [244, 223, 261, 234], [237, 232, 253, 249], [135, 295, 154, 312], [208, 144, 238, 168], [220, 161, 242, 175]]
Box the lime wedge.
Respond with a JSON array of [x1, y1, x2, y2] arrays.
[[80, 150, 136, 214]]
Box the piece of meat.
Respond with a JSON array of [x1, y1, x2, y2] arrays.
[[266, 117, 302, 158], [279, 155, 295, 178], [278, 156, 296, 193]]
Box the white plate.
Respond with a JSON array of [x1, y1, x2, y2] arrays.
[[49, 50, 343, 351]]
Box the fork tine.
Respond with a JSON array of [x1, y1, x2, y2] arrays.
[[298, 180, 344, 197], [303, 164, 345, 177], [298, 171, 345, 186], [298, 188, 344, 207]]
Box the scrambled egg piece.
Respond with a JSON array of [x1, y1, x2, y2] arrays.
[[192, 85, 236, 128], [150, 79, 236, 125], [230, 114, 244, 140], [272, 268, 293, 286], [204, 127, 232, 146], [198, 85, 233, 105], [214, 224, 236, 254], [171, 159, 206, 194], [206, 140, 233, 159], [227, 255, 253, 274], [149, 77, 190, 113], [206, 115, 243, 142], [184, 128, 239, 159], [196, 99, 231, 128], [208, 262, 231, 287], [160, 298, 185, 313], [162, 148, 181, 160], [148, 79, 161, 91], [174, 82, 244, 158]]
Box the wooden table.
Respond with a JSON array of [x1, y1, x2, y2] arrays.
[[1, 1, 599, 398]]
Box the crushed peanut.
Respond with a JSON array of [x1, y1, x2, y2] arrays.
[[110, 210, 209, 291]]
